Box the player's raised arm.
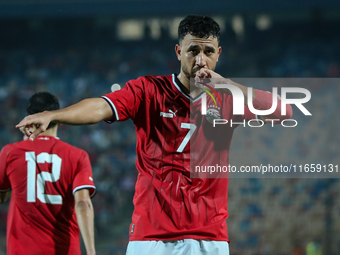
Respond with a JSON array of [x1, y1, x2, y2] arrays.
[[194, 68, 293, 122], [194, 68, 257, 103], [74, 189, 96, 255], [16, 98, 113, 141]]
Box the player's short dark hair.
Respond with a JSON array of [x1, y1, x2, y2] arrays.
[[27, 92, 60, 130], [178, 15, 220, 43]]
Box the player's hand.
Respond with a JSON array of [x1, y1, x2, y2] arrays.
[[195, 68, 223, 81], [194, 68, 227, 90], [195, 69, 249, 96], [194, 68, 231, 98], [16, 111, 52, 141]]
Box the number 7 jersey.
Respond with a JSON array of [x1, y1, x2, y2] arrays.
[[0, 136, 96, 255], [102, 74, 255, 242]]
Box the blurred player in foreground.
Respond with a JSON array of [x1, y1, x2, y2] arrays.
[[1, 92, 96, 255], [17, 16, 292, 255]]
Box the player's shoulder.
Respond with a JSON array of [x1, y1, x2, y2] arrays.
[[0, 141, 26, 163], [125, 74, 173, 99], [54, 139, 87, 156], [53, 139, 90, 165], [144, 74, 172, 82], [0, 143, 16, 156], [128, 74, 173, 86]]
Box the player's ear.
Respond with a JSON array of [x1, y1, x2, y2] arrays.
[[216, 46, 222, 62], [175, 44, 181, 61]]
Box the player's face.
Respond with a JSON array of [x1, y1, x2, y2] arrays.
[[175, 34, 221, 80]]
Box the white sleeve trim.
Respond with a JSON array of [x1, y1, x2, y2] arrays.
[[102, 96, 119, 121], [73, 185, 96, 198], [255, 114, 262, 124]]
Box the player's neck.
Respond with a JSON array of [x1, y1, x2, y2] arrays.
[[177, 73, 201, 98], [177, 72, 190, 91], [38, 127, 58, 137]]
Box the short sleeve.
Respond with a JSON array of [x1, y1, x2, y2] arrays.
[[0, 145, 12, 191], [72, 150, 96, 197], [252, 89, 293, 120], [102, 77, 145, 122]]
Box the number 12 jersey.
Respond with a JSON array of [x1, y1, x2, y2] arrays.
[[0, 136, 96, 255]]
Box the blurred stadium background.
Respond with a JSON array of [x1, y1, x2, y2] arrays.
[[0, 0, 340, 254]]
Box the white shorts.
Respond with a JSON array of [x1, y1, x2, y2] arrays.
[[126, 239, 229, 255]]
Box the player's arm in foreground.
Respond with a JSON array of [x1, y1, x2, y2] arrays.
[[16, 98, 113, 141], [0, 190, 11, 203], [75, 189, 96, 255], [195, 68, 256, 101], [195, 68, 293, 121]]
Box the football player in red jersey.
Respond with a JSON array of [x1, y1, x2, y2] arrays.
[[1, 92, 96, 255], [16, 16, 292, 255]]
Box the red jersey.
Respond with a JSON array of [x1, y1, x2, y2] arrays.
[[102, 74, 289, 242], [0, 136, 96, 255]]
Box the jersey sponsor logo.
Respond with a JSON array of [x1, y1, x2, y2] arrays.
[[160, 109, 178, 118]]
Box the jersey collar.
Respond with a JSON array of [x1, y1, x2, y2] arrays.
[[37, 136, 60, 140], [172, 74, 204, 102]]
